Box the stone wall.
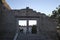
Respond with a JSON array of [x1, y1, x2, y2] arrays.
[[0, 0, 58, 40], [0, 0, 18, 40], [12, 7, 58, 40]]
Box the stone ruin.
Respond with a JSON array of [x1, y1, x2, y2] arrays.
[[0, 0, 58, 40]]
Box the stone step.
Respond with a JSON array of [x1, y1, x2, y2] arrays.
[[17, 33, 57, 40], [16, 34, 48, 40]]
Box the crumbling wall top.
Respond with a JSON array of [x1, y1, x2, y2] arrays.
[[1, 0, 11, 10]]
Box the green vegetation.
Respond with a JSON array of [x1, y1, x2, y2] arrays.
[[50, 5, 60, 25], [50, 5, 60, 39], [32, 25, 37, 34]]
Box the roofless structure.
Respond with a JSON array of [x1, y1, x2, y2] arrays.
[[0, 0, 58, 40]]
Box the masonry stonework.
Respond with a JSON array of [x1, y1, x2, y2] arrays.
[[0, 0, 58, 40], [0, 0, 18, 40]]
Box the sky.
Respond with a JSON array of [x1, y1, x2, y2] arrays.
[[6, 0, 60, 15]]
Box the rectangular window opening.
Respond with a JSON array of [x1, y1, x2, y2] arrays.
[[18, 20, 27, 26]]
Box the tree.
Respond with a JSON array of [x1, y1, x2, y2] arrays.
[[32, 25, 37, 34], [50, 5, 60, 40], [50, 5, 60, 24]]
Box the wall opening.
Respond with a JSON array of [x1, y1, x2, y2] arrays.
[[19, 20, 27, 26], [18, 20, 37, 34], [29, 20, 37, 26]]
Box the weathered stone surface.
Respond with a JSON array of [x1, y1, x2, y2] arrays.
[[2, 0, 11, 10], [0, 0, 18, 40], [14, 7, 57, 40], [0, 0, 58, 40]]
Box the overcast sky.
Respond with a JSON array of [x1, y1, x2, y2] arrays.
[[6, 0, 60, 15]]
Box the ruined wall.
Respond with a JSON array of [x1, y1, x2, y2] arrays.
[[2, 0, 11, 10], [12, 7, 58, 40], [0, 0, 18, 40], [38, 14, 57, 40], [0, 0, 58, 39]]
